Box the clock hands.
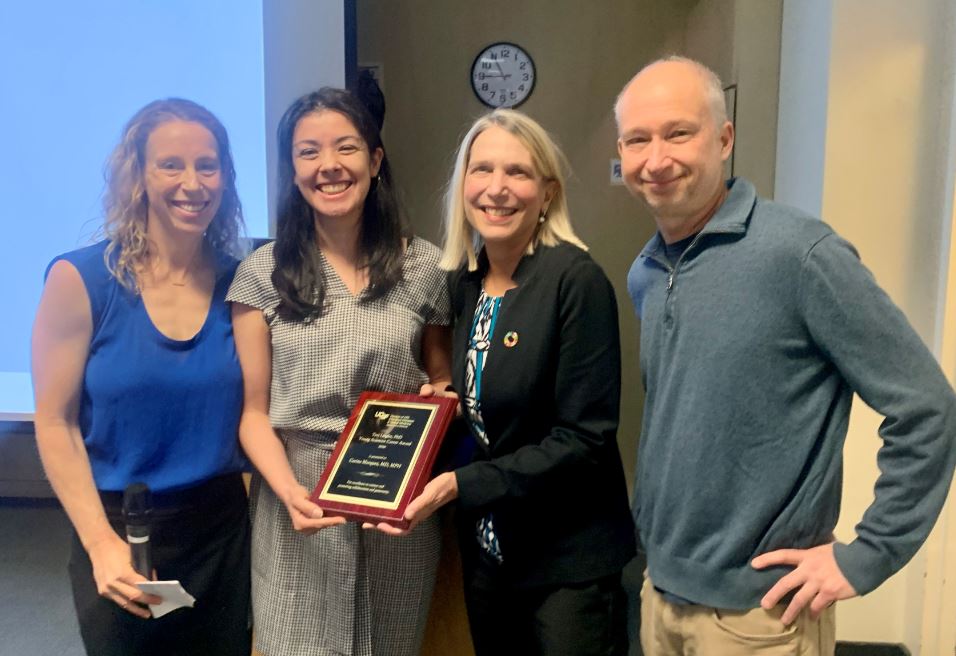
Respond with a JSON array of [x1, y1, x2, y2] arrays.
[[494, 59, 511, 80], [479, 59, 511, 80]]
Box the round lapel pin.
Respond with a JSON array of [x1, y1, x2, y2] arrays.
[[503, 331, 519, 348]]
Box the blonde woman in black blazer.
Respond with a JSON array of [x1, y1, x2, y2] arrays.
[[372, 110, 635, 655]]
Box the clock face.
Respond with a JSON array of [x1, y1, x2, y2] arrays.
[[471, 42, 535, 109]]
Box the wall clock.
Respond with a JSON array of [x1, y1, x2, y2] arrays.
[[470, 42, 536, 108]]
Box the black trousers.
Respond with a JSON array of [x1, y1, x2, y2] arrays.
[[464, 550, 629, 656], [68, 474, 251, 656]]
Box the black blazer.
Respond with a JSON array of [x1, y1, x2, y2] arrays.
[[451, 242, 636, 588]]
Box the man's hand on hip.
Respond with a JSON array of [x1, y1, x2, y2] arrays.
[[751, 543, 858, 625]]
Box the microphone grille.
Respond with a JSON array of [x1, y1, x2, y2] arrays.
[[122, 482, 152, 517]]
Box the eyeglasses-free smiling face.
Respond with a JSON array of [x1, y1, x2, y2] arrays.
[[143, 120, 223, 237], [463, 125, 554, 253], [616, 61, 733, 230], [292, 110, 383, 226]]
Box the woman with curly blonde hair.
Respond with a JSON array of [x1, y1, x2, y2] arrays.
[[101, 99, 243, 288], [32, 98, 251, 656]]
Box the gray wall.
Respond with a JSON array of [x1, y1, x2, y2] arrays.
[[0, 423, 51, 497], [263, 0, 347, 232], [357, 0, 701, 487]]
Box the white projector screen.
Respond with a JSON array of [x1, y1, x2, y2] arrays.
[[0, 0, 349, 419]]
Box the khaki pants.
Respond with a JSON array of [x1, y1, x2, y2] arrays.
[[640, 576, 836, 656]]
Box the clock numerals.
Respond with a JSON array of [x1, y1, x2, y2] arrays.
[[471, 43, 535, 109]]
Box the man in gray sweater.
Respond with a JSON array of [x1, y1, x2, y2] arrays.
[[616, 56, 956, 654]]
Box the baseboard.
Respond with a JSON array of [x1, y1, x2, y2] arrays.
[[836, 642, 911, 656]]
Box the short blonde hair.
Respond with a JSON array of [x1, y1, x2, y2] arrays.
[[439, 109, 586, 271]]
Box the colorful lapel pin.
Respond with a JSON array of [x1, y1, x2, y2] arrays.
[[503, 331, 519, 348]]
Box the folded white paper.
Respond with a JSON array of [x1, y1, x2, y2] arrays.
[[136, 580, 196, 619]]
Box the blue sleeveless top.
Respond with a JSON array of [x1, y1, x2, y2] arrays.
[[47, 241, 247, 492]]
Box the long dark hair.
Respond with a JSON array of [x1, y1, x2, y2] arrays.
[[272, 87, 408, 321]]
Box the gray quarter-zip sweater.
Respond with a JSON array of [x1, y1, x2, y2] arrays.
[[628, 177, 956, 608]]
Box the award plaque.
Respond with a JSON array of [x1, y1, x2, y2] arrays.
[[311, 391, 459, 528]]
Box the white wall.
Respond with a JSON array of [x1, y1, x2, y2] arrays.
[[263, 0, 347, 233], [922, 16, 956, 648], [774, 0, 831, 215], [777, 0, 956, 651]]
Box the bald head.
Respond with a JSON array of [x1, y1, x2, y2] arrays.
[[613, 56, 735, 239], [615, 57, 728, 130]]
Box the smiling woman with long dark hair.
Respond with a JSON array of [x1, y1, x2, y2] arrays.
[[228, 87, 452, 656]]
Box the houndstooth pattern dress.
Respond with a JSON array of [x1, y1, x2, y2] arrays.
[[227, 238, 450, 656]]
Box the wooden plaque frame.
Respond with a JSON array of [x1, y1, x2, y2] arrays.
[[310, 391, 458, 528]]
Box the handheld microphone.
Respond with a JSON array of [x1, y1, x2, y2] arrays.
[[122, 483, 153, 578]]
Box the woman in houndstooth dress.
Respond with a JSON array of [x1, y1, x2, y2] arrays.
[[228, 88, 451, 656]]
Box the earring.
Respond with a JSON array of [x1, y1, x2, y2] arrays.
[[538, 211, 547, 224]]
